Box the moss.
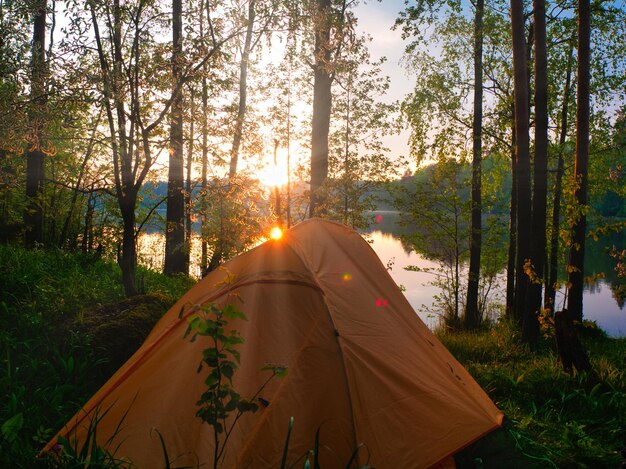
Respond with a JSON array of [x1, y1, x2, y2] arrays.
[[76, 293, 174, 372]]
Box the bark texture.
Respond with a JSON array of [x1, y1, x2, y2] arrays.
[[525, 0, 548, 344], [465, 0, 484, 330], [510, 0, 532, 325], [309, 0, 333, 217], [568, 0, 591, 322], [164, 0, 186, 275]]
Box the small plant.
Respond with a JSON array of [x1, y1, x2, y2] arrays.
[[279, 417, 372, 469], [184, 301, 285, 468], [42, 405, 134, 469]]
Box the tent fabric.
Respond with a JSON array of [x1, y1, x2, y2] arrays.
[[44, 219, 503, 468]]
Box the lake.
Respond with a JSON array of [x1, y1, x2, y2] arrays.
[[366, 230, 626, 338], [138, 218, 626, 338]]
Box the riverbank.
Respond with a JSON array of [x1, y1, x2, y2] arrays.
[[1, 245, 624, 467]]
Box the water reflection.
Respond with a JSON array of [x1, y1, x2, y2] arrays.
[[366, 212, 625, 338]]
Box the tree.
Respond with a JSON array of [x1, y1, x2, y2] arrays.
[[510, 0, 532, 335], [397, 0, 514, 327], [309, 0, 333, 217], [524, 0, 549, 344], [395, 159, 470, 327], [309, 0, 352, 217], [24, 0, 48, 246], [86, 0, 237, 295], [164, 0, 186, 276], [323, 35, 399, 230], [567, 0, 591, 321], [464, 0, 484, 330], [546, 37, 574, 311], [229, 0, 256, 178]]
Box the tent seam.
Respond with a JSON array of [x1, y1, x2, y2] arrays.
[[282, 238, 363, 462]]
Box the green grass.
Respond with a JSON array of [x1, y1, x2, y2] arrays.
[[441, 321, 626, 468], [0, 244, 194, 467]]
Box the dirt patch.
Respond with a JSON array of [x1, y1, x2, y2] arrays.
[[76, 293, 173, 371]]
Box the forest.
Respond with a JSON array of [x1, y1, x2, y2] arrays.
[[1, 0, 625, 467]]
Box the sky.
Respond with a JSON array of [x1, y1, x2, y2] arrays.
[[354, 0, 415, 163]]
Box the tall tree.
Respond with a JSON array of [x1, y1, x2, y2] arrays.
[[87, 0, 235, 295], [24, 0, 47, 246], [199, 0, 210, 276], [505, 114, 517, 317], [327, 38, 398, 230], [164, 0, 186, 275], [525, 0, 548, 344], [567, 0, 591, 321], [546, 38, 574, 311], [464, 0, 484, 330], [229, 0, 256, 178], [309, 0, 333, 217], [510, 0, 532, 329], [185, 87, 195, 273]]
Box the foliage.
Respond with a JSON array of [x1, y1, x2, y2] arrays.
[[184, 299, 286, 468], [322, 34, 401, 230], [394, 159, 468, 326], [199, 174, 266, 270], [0, 244, 189, 467], [440, 321, 626, 468]]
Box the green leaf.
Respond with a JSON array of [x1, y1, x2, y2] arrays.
[[221, 363, 234, 380], [204, 373, 218, 387], [2, 413, 24, 442], [280, 417, 294, 469], [225, 397, 239, 412]]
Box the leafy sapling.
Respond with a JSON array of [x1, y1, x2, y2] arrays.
[[184, 301, 286, 468]]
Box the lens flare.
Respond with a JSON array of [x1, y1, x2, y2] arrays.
[[376, 297, 389, 308], [270, 226, 283, 240], [342, 273, 352, 281]]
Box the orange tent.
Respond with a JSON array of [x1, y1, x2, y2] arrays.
[[44, 219, 502, 468]]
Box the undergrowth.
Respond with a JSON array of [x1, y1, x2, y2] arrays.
[[0, 244, 193, 467], [439, 320, 626, 468]]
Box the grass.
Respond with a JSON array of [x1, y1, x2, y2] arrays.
[[1, 243, 625, 467], [0, 244, 194, 467], [441, 320, 626, 468]]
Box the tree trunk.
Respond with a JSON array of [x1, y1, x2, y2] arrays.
[[164, 0, 186, 275], [200, 0, 209, 277], [525, 0, 548, 344], [505, 117, 517, 317], [229, 0, 255, 178], [185, 89, 194, 272], [546, 39, 574, 311], [511, 0, 532, 326], [286, 63, 292, 228], [120, 190, 138, 296], [273, 139, 281, 222], [309, 0, 333, 217], [464, 0, 484, 330], [343, 79, 351, 225], [555, 309, 591, 373], [568, 0, 591, 322], [24, 1, 47, 247]]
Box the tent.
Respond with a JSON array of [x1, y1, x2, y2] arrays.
[[44, 219, 503, 468]]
